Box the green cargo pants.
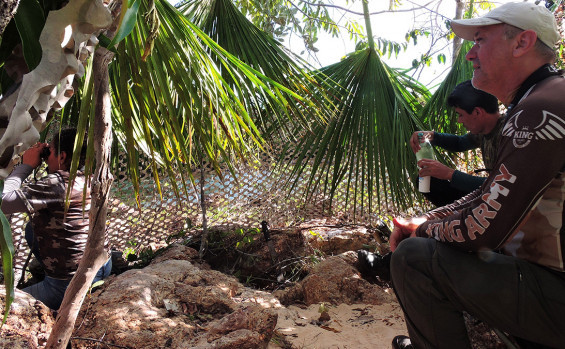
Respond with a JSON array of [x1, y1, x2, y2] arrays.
[[390, 237, 565, 348]]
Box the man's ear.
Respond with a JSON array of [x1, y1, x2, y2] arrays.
[[59, 151, 68, 167], [474, 107, 485, 117], [513, 30, 538, 57]]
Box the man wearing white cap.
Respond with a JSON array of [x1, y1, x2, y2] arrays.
[[388, 2, 565, 348]]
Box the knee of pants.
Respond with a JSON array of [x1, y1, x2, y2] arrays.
[[390, 237, 435, 277], [93, 257, 112, 283]]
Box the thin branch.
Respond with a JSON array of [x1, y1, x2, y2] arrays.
[[295, 0, 437, 17]]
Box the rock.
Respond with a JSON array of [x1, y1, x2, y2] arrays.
[[0, 287, 54, 349], [189, 304, 277, 348], [301, 224, 377, 255], [73, 244, 279, 349], [274, 252, 396, 306]]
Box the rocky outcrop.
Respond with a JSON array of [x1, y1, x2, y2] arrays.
[[72, 244, 279, 349], [0, 287, 54, 348], [0, 225, 505, 348], [274, 251, 396, 306]]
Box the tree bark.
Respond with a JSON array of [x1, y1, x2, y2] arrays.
[[0, 0, 20, 37], [45, 0, 121, 345], [45, 44, 115, 349], [452, 0, 465, 63]]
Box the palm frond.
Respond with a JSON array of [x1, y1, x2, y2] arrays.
[[179, 0, 336, 140], [283, 48, 431, 214], [107, 0, 333, 201]]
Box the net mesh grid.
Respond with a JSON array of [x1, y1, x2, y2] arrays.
[[9, 150, 418, 279]]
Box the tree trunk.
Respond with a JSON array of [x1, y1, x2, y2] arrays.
[[452, 0, 465, 63], [45, 36, 116, 349], [44, 0, 121, 345], [0, 0, 20, 36]]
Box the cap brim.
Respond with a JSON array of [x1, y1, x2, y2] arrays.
[[450, 18, 502, 41]]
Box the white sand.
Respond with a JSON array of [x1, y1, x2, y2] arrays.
[[270, 298, 408, 348]]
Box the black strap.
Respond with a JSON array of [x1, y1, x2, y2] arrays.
[[506, 64, 562, 114]]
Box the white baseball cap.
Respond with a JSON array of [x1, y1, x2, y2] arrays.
[[450, 2, 561, 48]]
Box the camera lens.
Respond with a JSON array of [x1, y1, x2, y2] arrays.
[[40, 147, 50, 160]]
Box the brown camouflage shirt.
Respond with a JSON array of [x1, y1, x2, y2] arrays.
[[3, 166, 91, 279]]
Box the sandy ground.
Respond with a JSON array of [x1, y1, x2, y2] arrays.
[[269, 295, 408, 349]]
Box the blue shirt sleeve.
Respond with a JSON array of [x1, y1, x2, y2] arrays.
[[450, 170, 487, 192], [432, 132, 481, 152]]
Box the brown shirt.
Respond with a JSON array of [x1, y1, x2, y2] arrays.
[[4, 167, 92, 279], [417, 75, 565, 272]]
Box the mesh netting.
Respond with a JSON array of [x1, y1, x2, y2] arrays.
[[10, 148, 429, 280]]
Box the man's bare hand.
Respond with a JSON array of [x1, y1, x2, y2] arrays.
[[22, 143, 47, 169], [390, 216, 427, 251], [417, 158, 455, 181], [409, 131, 434, 153]]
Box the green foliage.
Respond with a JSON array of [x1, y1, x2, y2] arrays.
[[234, 227, 261, 249], [405, 29, 429, 46], [13, 0, 44, 71], [122, 239, 157, 268], [89, 280, 105, 291], [228, 0, 346, 52], [123, 246, 137, 262], [437, 53, 446, 65], [375, 37, 407, 59], [281, 47, 430, 214], [179, 0, 335, 141], [107, 0, 142, 48], [0, 180, 14, 327], [104, 0, 333, 206]]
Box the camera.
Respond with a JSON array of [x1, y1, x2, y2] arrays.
[[40, 146, 51, 161]]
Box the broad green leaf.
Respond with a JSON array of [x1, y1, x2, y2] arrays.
[[14, 0, 44, 70], [108, 0, 141, 48], [97, 34, 118, 54]]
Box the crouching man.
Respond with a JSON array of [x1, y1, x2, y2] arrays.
[[2, 128, 111, 310], [390, 3, 565, 348]]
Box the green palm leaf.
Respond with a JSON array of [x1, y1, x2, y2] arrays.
[[0, 180, 15, 327], [179, 0, 335, 140], [107, 0, 331, 201], [283, 47, 430, 214]]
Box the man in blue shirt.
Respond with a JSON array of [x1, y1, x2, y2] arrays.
[[411, 80, 502, 207]]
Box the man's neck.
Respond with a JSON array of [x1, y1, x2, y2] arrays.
[[505, 64, 560, 111], [482, 114, 502, 136]]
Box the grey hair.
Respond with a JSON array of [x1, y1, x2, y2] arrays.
[[503, 24, 556, 63]]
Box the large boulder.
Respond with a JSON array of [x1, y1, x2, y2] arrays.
[[274, 251, 396, 306], [73, 244, 279, 349]]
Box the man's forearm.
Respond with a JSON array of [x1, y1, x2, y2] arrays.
[[432, 132, 480, 152], [450, 171, 486, 193], [1, 164, 33, 214]]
